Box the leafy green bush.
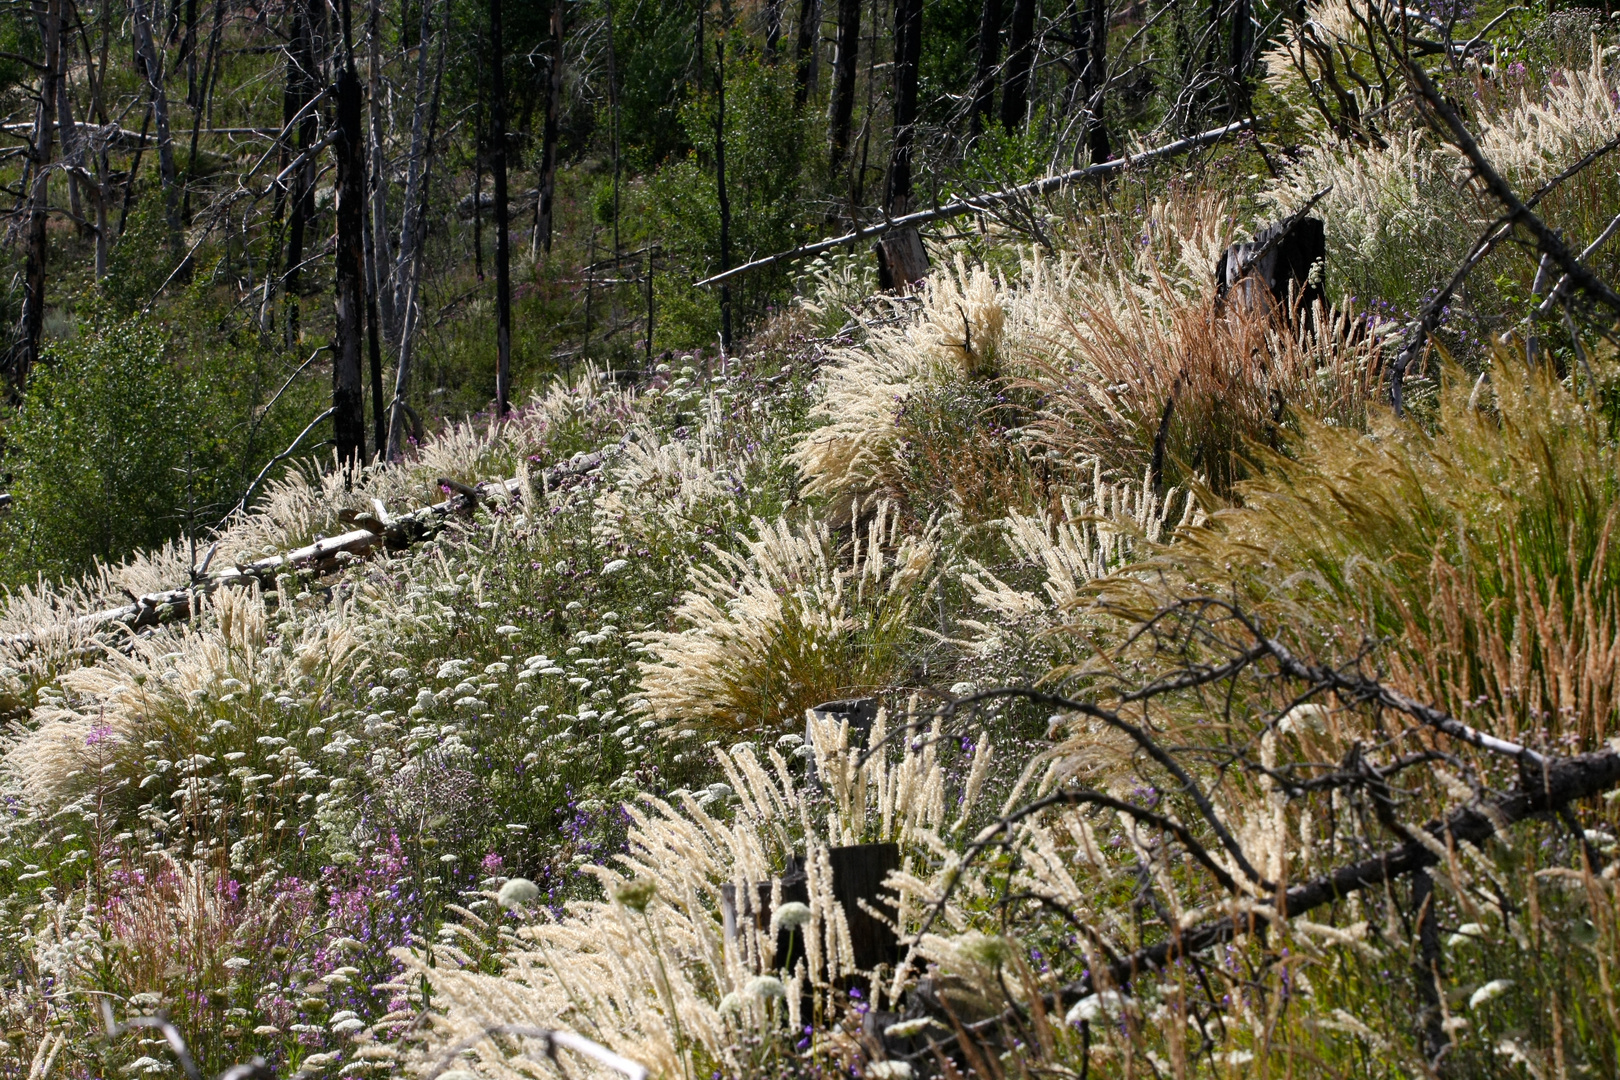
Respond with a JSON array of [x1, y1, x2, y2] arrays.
[[0, 313, 210, 585], [649, 48, 813, 349]]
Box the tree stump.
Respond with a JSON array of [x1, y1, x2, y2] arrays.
[[806, 697, 879, 787], [875, 227, 930, 292], [1215, 215, 1325, 324], [828, 841, 901, 972], [719, 842, 899, 975]]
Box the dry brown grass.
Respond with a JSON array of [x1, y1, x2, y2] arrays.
[[1021, 291, 1386, 496]]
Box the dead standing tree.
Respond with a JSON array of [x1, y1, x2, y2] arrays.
[[876, 0, 926, 290], [13, 0, 62, 394], [331, 0, 367, 464]]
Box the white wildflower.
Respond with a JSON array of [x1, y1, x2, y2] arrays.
[[867, 1064, 912, 1080], [1066, 990, 1128, 1025], [746, 975, 787, 1000], [771, 902, 812, 933], [1470, 980, 1513, 1010], [498, 878, 541, 909]]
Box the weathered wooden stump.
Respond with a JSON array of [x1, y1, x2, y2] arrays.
[[1215, 214, 1325, 324], [875, 227, 930, 292], [720, 842, 900, 976], [806, 697, 879, 788], [721, 855, 811, 973], [828, 842, 901, 972]]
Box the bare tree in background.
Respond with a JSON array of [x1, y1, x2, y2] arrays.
[[490, 0, 512, 413], [971, 0, 1002, 136], [827, 0, 861, 173], [793, 0, 819, 108], [131, 0, 183, 258], [1000, 0, 1036, 131], [14, 0, 61, 393], [332, 0, 367, 464]]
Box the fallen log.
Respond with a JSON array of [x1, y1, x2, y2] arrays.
[[925, 740, 1620, 1063], [692, 119, 1254, 290], [1, 448, 612, 653]]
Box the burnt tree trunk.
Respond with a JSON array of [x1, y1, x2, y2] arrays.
[[367, 0, 395, 342], [827, 0, 861, 172], [283, 0, 321, 345], [132, 0, 183, 258], [1229, 0, 1253, 108], [537, 0, 563, 254], [332, 58, 368, 464], [877, 0, 927, 290], [1000, 0, 1036, 132], [1077, 0, 1110, 161], [888, 0, 921, 212], [14, 0, 60, 393], [491, 0, 512, 413], [971, 0, 1002, 137], [716, 37, 732, 351], [793, 0, 819, 107]]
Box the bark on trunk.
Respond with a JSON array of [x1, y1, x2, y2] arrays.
[[333, 63, 368, 465], [367, 0, 395, 342], [716, 37, 731, 350], [1000, 0, 1036, 132], [793, 0, 819, 108], [386, 17, 447, 459], [827, 0, 860, 172], [14, 0, 60, 393], [283, 0, 321, 345], [878, 0, 927, 290], [393, 0, 442, 338], [131, 0, 183, 257], [971, 0, 1002, 136], [55, 49, 82, 231], [1228, 0, 1252, 111], [536, 0, 563, 254], [888, 0, 921, 213], [491, 0, 512, 414], [181, 0, 225, 223], [1077, 0, 1110, 161]]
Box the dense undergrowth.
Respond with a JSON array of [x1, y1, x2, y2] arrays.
[[11, 4, 1620, 1079]]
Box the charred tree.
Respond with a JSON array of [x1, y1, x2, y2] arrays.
[[14, 0, 61, 393], [716, 37, 732, 351], [888, 0, 921, 213], [971, 0, 1002, 136], [793, 0, 819, 107], [131, 0, 183, 258], [283, 0, 322, 345], [1000, 0, 1036, 131], [491, 0, 512, 415], [1076, 0, 1110, 161], [537, 0, 563, 254], [875, 0, 927, 289], [332, 6, 368, 466], [827, 0, 861, 172]]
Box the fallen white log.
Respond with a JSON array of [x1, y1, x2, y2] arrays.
[[1, 448, 611, 653]]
